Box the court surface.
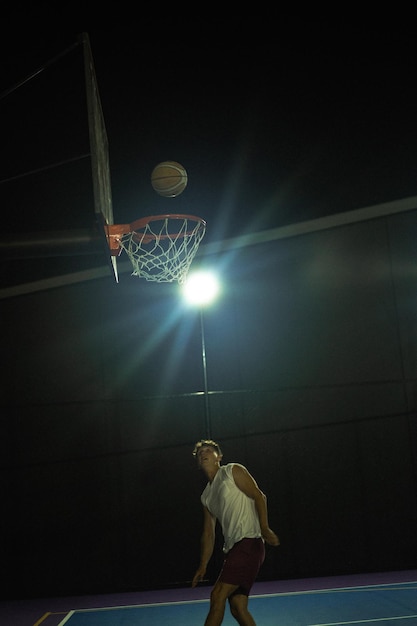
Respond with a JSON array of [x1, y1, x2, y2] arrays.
[[14, 570, 415, 626]]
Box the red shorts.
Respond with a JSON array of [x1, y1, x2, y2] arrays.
[[218, 537, 265, 596]]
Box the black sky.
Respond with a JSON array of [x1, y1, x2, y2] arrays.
[[1, 27, 416, 284]]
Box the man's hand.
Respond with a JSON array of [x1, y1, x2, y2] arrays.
[[191, 564, 207, 588], [262, 527, 280, 546]]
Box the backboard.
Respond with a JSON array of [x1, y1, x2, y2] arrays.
[[81, 33, 118, 282]]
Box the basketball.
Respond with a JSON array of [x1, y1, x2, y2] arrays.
[[151, 161, 188, 197]]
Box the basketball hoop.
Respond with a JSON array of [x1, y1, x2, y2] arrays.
[[106, 214, 206, 284]]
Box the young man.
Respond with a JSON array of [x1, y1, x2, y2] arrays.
[[192, 439, 280, 626]]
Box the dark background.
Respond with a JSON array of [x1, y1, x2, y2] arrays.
[[1, 205, 417, 599], [1, 28, 416, 258], [0, 26, 416, 600]]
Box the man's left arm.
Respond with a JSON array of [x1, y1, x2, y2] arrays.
[[232, 464, 280, 546]]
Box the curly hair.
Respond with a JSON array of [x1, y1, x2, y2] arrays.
[[192, 439, 222, 457]]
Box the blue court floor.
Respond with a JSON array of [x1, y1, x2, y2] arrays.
[[1, 569, 416, 626]]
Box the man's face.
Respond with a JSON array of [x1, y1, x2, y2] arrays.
[[196, 445, 222, 468]]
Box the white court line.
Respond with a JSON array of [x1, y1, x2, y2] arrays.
[[309, 615, 417, 625], [253, 585, 417, 626], [57, 610, 75, 626], [61, 598, 210, 613], [251, 583, 417, 600]]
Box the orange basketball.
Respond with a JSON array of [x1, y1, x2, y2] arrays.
[[151, 161, 188, 197]]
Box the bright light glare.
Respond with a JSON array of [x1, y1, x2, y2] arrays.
[[182, 270, 220, 306]]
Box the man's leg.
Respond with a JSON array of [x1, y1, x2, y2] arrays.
[[229, 593, 257, 626], [204, 580, 239, 626]]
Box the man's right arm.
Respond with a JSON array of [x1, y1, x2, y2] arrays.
[[191, 506, 215, 587]]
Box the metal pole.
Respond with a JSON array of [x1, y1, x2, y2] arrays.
[[200, 308, 211, 439]]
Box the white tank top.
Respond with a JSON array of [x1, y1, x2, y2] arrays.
[[201, 463, 262, 553]]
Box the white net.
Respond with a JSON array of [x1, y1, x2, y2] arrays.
[[117, 215, 206, 284]]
